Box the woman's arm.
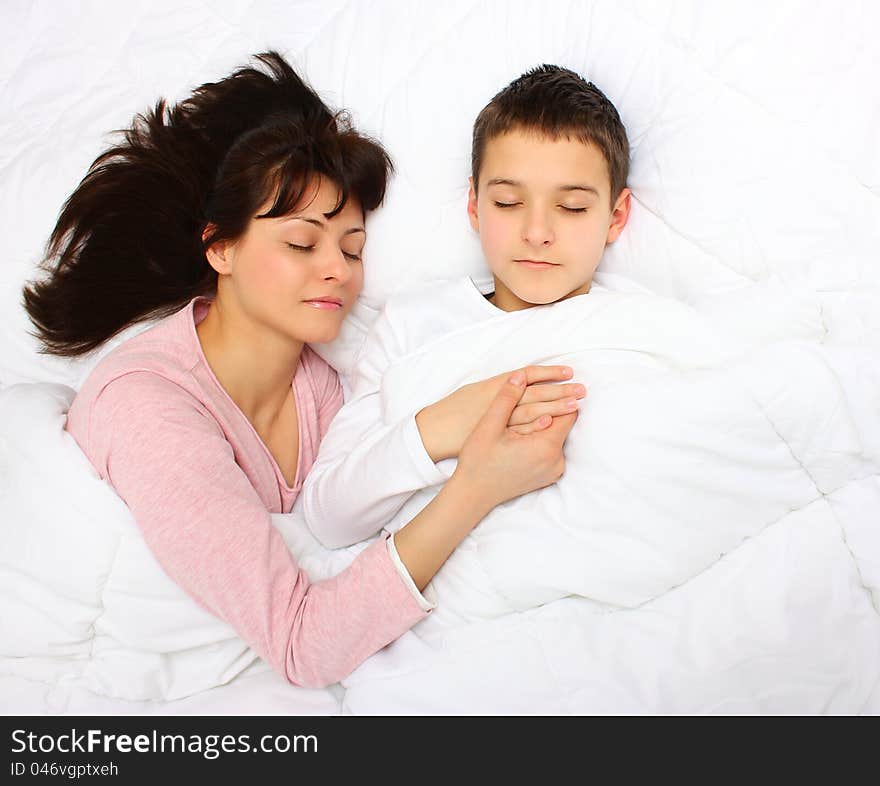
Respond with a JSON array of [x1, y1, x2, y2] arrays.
[[86, 373, 428, 689]]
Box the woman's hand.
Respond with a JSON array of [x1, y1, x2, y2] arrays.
[[393, 371, 578, 589], [415, 365, 585, 462], [451, 371, 578, 516]]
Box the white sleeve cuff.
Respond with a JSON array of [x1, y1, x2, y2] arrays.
[[400, 413, 454, 488], [384, 531, 436, 613]]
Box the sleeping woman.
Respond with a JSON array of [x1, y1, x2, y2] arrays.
[[21, 52, 577, 688]]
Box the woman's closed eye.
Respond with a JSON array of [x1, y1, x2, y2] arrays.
[[287, 242, 362, 262], [492, 201, 520, 209]]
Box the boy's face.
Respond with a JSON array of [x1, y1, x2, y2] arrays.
[[468, 129, 630, 311]]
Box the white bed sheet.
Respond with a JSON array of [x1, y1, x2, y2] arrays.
[[0, 673, 343, 716]]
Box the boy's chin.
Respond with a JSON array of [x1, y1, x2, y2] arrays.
[[506, 281, 593, 306]]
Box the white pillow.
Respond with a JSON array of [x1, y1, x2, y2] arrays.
[[2, 2, 877, 387]]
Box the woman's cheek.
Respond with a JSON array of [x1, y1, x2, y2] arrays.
[[346, 262, 364, 298]]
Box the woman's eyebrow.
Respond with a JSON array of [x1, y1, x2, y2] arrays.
[[284, 216, 365, 235]]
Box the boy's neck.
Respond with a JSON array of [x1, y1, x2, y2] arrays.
[[488, 275, 592, 312]]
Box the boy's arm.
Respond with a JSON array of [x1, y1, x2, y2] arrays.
[[302, 306, 451, 550]]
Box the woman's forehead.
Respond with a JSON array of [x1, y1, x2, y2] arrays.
[[256, 175, 363, 224]]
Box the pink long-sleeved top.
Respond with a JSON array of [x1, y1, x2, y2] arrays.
[[65, 296, 430, 688]]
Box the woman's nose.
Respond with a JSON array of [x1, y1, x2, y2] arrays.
[[319, 247, 352, 284]]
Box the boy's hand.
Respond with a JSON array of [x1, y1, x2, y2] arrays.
[[415, 365, 585, 462]]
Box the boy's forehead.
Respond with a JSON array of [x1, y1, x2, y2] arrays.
[[479, 129, 610, 195]]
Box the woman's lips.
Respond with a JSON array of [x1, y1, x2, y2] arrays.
[[515, 259, 558, 269], [303, 298, 343, 310]]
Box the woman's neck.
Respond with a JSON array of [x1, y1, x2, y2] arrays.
[[195, 294, 303, 434]]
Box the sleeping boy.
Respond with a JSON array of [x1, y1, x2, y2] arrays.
[[302, 64, 631, 551], [301, 64, 777, 620]]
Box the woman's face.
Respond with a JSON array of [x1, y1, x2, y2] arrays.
[[209, 177, 365, 345]]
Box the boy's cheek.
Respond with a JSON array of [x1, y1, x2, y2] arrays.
[[480, 215, 512, 254]]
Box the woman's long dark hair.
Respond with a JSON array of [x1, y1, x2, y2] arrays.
[[23, 51, 392, 357]]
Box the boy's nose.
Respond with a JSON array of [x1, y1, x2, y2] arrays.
[[522, 211, 554, 247]]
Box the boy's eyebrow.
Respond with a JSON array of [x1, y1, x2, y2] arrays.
[[559, 184, 600, 197], [486, 178, 521, 188], [486, 178, 600, 197]]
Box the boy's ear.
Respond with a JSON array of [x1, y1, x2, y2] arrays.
[[605, 187, 632, 245], [202, 225, 233, 275], [467, 177, 480, 233]]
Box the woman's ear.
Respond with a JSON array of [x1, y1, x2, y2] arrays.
[[606, 187, 632, 245], [467, 177, 480, 233], [202, 225, 233, 275]]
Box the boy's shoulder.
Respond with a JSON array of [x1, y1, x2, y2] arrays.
[[382, 275, 484, 311], [378, 276, 495, 351]]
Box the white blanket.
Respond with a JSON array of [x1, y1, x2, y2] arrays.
[[2, 284, 878, 712], [335, 286, 880, 712], [374, 291, 836, 608]]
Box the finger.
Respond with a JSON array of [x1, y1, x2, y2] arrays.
[[509, 415, 553, 435], [508, 398, 581, 426], [473, 371, 528, 437], [519, 383, 587, 406], [520, 365, 574, 385], [541, 411, 579, 444], [522, 383, 586, 404]]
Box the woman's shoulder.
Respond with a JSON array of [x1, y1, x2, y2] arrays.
[[67, 306, 207, 441], [67, 366, 220, 481]]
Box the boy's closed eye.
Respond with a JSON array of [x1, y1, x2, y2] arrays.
[[491, 200, 589, 214]]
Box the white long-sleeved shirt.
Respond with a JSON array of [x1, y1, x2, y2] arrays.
[[303, 276, 508, 549]]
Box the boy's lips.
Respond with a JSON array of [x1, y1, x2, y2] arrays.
[[515, 259, 559, 269]]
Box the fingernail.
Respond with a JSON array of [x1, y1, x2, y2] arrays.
[[563, 367, 573, 378], [574, 385, 586, 397], [509, 372, 525, 386], [565, 398, 579, 409]]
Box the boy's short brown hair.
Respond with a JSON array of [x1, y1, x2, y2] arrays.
[[471, 65, 629, 205]]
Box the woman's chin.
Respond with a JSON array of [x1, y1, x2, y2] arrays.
[[298, 326, 343, 345]]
